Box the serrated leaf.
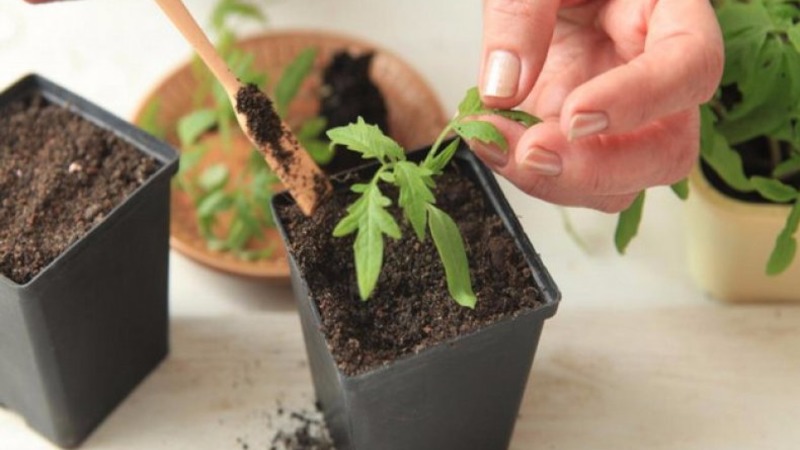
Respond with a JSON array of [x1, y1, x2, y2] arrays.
[[427, 205, 476, 308], [453, 120, 508, 151], [198, 163, 230, 192], [177, 108, 217, 147], [670, 178, 690, 200], [614, 191, 645, 254], [767, 199, 800, 275], [751, 176, 799, 203], [395, 161, 435, 240], [275, 47, 318, 117], [326, 117, 405, 162], [458, 87, 483, 116], [335, 182, 401, 300]]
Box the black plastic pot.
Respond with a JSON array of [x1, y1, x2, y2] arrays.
[[0, 75, 178, 448], [273, 144, 561, 450]]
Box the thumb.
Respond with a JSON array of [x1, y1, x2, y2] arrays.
[[479, 0, 560, 109]]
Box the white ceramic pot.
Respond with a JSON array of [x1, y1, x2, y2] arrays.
[[685, 166, 800, 302]]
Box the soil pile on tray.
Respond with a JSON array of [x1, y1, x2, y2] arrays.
[[279, 168, 543, 376], [0, 95, 159, 284]]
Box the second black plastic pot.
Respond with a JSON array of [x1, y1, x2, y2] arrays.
[[0, 74, 179, 448], [273, 144, 561, 450]]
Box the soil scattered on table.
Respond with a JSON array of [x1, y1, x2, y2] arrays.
[[0, 94, 159, 284], [268, 403, 335, 450], [279, 167, 543, 376]]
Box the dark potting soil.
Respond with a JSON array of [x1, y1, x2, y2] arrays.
[[0, 94, 159, 284], [318, 52, 389, 175], [236, 84, 292, 165], [279, 168, 543, 376]]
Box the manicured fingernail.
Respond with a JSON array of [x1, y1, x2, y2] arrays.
[[482, 50, 520, 98], [522, 146, 562, 176], [569, 112, 608, 140], [469, 140, 507, 167]]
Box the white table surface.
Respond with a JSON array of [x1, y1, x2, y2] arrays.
[[1, 1, 798, 449]]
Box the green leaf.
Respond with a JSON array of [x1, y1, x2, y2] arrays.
[[614, 191, 645, 254], [751, 176, 799, 203], [137, 98, 166, 139], [767, 199, 800, 275], [788, 24, 800, 53], [339, 182, 401, 300], [424, 138, 460, 174], [457, 87, 483, 116], [302, 138, 335, 165], [197, 190, 233, 218], [296, 116, 327, 139], [177, 108, 218, 147], [493, 109, 541, 127], [394, 161, 435, 240], [177, 145, 209, 176], [211, 0, 265, 33], [773, 155, 800, 179], [453, 120, 508, 151], [700, 106, 753, 192], [427, 205, 476, 308], [198, 163, 230, 193], [354, 220, 384, 301], [274, 47, 318, 117], [670, 178, 690, 200], [326, 117, 406, 162]]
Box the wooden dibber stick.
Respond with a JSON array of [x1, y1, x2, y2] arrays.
[[154, 0, 331, 216]]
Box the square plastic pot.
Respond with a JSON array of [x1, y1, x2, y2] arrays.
[[273, 144, 561, 450], [0, 74, 179, 448], [685, 165, 800, 302]]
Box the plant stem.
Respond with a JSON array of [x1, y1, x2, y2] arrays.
[[426, 121, 456, 163]]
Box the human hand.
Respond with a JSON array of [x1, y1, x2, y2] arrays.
[[473, 0, 723, 212]]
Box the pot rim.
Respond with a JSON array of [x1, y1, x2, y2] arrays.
[[689, 164, 793, 219]]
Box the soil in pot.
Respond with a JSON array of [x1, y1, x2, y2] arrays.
[[0, 94, 159, 284], [277, 166, 543, 376]]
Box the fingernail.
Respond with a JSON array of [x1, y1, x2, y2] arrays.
[[522, 146, 562, 176], [569, 112, 609, 140], [469, 140, 507, 167], [482, 50, 520, 98]]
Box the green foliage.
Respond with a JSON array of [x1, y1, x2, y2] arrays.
[[138, 0, 328, 262], [614, 191, 645, 255], [701, 0, 800, 274], [328, 88, 539, 306], [612, 1, 800, 273]]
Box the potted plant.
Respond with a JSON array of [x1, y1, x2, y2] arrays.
[[272, 89, 561, 450], [0, 74, 178, 447], [684, 0, 800, 302], [613, 0, 800, 302]]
